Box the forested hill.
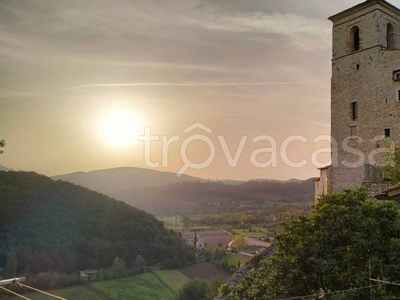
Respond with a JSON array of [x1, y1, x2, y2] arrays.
[[0, 171, 194, 276]]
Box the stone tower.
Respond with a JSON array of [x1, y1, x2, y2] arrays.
[[316, 0, 400, 199]]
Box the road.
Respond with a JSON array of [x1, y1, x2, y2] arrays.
[[228, 236, 271, 256]]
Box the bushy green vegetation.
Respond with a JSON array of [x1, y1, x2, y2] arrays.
[[226, 189, 400, 299], [89, 272, 176, 300], [382, 145, 400, 182], [177, 277, 225, 300], [0, 172, 195, 279]]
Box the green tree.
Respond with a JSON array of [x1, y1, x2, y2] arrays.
[[232, 235, 245, 251], [112, 257, 125, 277], [204, 276, 224, 300], [382, 145, 400, 182], [0, 139, 5, 154], [4, 250, 17, 279], [134, 255, 146, 273], [229, 189, 400, 299], [177, 278, 207, 300], [161, 258, 173, 270]]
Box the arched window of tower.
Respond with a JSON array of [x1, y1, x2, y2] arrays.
[[387, 23, 395, 50], [350, 26, 360, 52]]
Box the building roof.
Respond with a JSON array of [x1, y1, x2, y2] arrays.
[[375, 183, 400, 200], [329, 0, 400, 22], [382, 183, 400, 194]]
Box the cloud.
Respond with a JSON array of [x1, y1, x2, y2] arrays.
[[183, 11, 331, 50], [65, 81, 312, 91]]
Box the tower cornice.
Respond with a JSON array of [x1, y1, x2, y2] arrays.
[[329, 0, 400, 23]]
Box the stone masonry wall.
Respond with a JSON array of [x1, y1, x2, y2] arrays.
[[330, 3, 400, 193], [363, 181, 395, 197]]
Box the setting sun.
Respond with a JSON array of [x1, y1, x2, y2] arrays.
[[99, 110, 142, 148]]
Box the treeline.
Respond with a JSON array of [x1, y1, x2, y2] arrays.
[[109, 179, 314, 216], [191, 205, 309, 227], [0, 172, 195, 277]]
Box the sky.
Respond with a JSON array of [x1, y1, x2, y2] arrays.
[[0, 0, 392, 181]]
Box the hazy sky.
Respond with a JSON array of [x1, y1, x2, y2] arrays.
[[0, 0, 391, 180]]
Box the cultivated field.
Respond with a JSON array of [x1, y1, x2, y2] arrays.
[[232, 227, 271, 238], [215, 253, 249, 268], [89, 272, 177, 300], [10, 270, 190, 300], [179, 261, 231, 280], [159, 216, 214, 231], [153, 269, 190, 294], [183, 230, 232, 247], [7, 286, 103, 300]]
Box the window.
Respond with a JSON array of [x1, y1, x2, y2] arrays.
[[387, 23, 395, 50], [351, 101, 358, 120], [351, 26, 360, 52], [349, 125, 357, 136], [385, 128, 391, 138], [394, 70, 400, 81], [356, 64, 360, 70], [397, 89, 400, 102]]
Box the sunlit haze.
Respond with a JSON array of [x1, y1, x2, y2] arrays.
[[98, 109, 144, 148], [2, 0, 392, 180]]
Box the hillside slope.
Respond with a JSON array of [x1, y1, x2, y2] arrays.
[[0, 171, 194, 276]]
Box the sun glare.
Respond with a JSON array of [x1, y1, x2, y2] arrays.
[[99, 110, 142, 148]]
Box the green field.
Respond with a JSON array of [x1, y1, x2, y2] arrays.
[[8, 286, 103, 300], [158, 216, 214, 231], [153, 270, 190, 294], [9, 270, 189, 300], [215, 253, 249, 267], [159, 216, 184, 230], [89, 271, 187, 300], [232, 227, 270, 238]]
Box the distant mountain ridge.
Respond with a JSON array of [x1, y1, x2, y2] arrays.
[[52, 167, 203, 195], [53, 167, 314, 216]]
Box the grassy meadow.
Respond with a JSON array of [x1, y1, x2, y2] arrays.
[[7, 286, 103, 300], [8, 270, 190, 300]]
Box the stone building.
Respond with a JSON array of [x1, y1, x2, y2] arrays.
[[314, 166, 332, 202], [316, 0, 400, 201]]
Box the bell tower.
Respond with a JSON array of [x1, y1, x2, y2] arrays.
[[316, 0, 400, 199]]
